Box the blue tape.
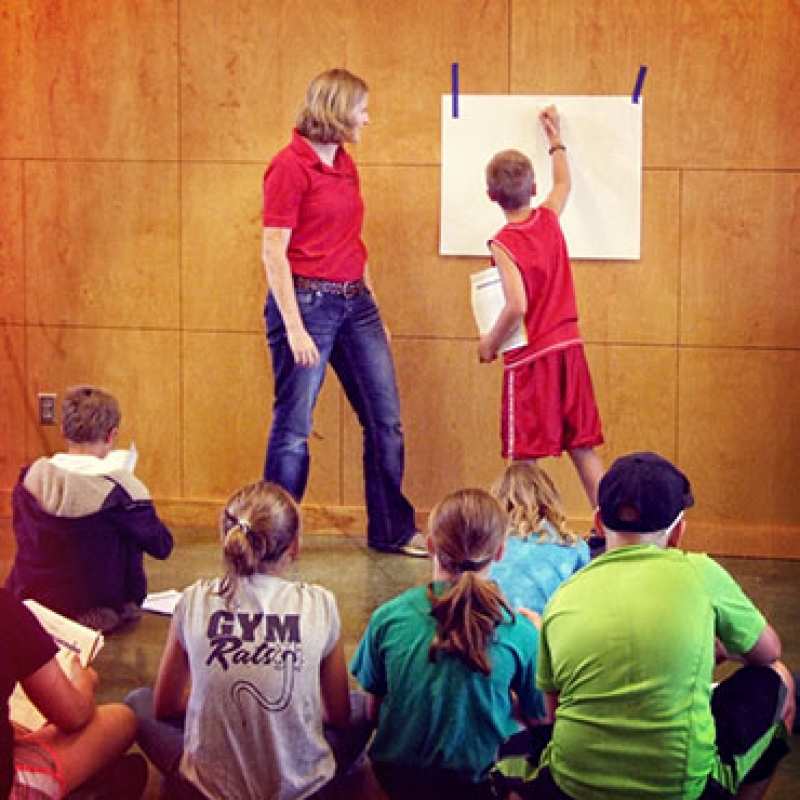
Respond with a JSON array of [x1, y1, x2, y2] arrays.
[[452, 62, 459, 118], [632, 65, 648, 104]]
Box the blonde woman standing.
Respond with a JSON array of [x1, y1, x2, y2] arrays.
[[261, 68, 423, 557]]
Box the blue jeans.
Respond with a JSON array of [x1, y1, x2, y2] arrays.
[[264, 287, 416, 550]]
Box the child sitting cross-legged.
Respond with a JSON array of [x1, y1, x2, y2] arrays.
[[350, 488, 545, 800], [488, 462, 590, 616], [126, 481, 372, 799]]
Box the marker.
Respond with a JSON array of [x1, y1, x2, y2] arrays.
[[632, 65, 648, 104], [452, 62, 459, 118]]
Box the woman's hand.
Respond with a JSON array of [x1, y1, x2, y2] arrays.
[[288, 328, 320, 367]]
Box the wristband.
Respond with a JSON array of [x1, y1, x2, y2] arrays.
[[548, 144, 566, 155]]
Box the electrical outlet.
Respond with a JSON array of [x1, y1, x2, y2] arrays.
[[38, 393, 57, 425]]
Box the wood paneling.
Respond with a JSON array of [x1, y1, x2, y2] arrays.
[[0, 163, 24, 325], [25, 162, 180, 328], [0, 327, 28, 486], [575, 170, 680, 345], [1, 0, 798, 556], [182, 164, 265, 332], [182, 330, 344, 505], [345, 0, 510, 165], [0, 0, 177, 160], [679, 348, 800, 528], [361, 165, 480, 338], [681, 171, 800, 348], [24, 327, 182, 498], [343, 338, 506, 511], [180, 0, 348, 162], [513, 0, 799, 170]]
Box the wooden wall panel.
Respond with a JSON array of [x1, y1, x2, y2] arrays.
[[0, 162, 24, 325], [361, 165, 479, 338], [343, 338, 506, 511], [679, 349, 800, 528], [513, 0, 799, 170], [0, 0, 177, 160], [24, 327, 182, 498], [180, 0, 348, 162], [575, 170, 680, 345], [1, 0, 798, 556], [541, 344, 678, 522], [182, 330, 344, 505], [182, 164, 264, 332], [681, 171, 800, 348], [25, 162, 180, 328], [345, 0, 510, 165], [0, 327, 28, 487]]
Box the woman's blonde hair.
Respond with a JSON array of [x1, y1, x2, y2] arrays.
[[491, 462, 580, 545], [218, 481, 300, 603], [426, 488, 512, 675], [295, 68, 368, 144]]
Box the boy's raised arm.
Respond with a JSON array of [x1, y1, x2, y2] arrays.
[[540, 105, 571, 216]]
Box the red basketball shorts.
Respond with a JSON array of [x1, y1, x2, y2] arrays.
[[502, 345, 604, 460]]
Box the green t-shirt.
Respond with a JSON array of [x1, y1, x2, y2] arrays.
[[351, 583, 543, 782], [537, 545, 766, 799]]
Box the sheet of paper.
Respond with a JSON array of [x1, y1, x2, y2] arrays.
[[470, 267, 527, 353], [142, 589, 182, 616], [441, 95, 642, 260]]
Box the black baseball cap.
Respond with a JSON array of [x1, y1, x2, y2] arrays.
[[598, 452, 694, 533]]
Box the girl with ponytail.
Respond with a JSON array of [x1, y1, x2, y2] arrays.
[[126, 482, 370, 799], [351, 488, 544, 799]]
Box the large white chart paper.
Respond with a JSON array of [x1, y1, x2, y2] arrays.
[[440, 95, 642, 259]]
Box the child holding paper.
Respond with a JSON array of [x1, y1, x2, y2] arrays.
[[478, 106, 604, 509]]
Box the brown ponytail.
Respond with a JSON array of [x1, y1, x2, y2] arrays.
[[426, 489, 512, 675]]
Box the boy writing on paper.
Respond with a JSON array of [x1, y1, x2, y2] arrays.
[[478, 106, 604, 511], [6, 386, 173, 633]]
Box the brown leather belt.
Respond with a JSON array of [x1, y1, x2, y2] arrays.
[[293, 275, 366, 298]]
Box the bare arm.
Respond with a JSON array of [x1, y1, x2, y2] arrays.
[[478, 243, 527, 363], [540, 105, 571, 217], [153, 620, 191, 719], [364, 692, 383, 726], [543, 690, 559, 724], [21, 655, 96, 733], [319, 635, 350, 728], [262, 227, 319, 367]]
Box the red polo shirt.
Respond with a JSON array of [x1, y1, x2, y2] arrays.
[[262, 130, 367, 282]]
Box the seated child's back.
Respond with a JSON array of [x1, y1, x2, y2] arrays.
[[488, 463, 589, 614]]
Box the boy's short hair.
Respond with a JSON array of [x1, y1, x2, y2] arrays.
[[61, 386, 121, 444], [486, 149, 535, 211]]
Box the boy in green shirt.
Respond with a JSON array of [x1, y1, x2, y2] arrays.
[[495, 452, 794, 799]]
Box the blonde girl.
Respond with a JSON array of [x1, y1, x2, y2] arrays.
[[351, 488, 543, 800], [489, 462, 590, 615]]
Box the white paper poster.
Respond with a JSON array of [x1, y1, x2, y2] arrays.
[[440, 95, 643, 260]]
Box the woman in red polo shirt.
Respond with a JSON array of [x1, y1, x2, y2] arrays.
[[261, 68, 425, 557]]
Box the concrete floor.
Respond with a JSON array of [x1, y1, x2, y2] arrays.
[[2, 523, 798, 798]]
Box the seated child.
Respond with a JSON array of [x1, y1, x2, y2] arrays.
[[0, 588, 146, 799], [350, 488, 544, 800], [5, 385, 173, 633], [493, 452, 795, 799], [488, 462, 590, 615], [125, 481, 371, 799]]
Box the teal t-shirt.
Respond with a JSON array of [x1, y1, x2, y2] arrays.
[[537, 545, 766, 799], [351, 583, 543, 782]]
